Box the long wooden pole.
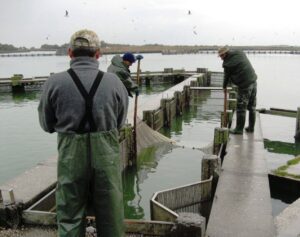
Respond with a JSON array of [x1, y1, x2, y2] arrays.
[[223, 88, 227, 127], [133, 59, 141, 165]]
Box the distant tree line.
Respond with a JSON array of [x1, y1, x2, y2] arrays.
[[1, 41, 300, 55], [0, 43, 26, 52]]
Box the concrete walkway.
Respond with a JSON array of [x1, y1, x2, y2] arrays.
[[206, 113, 275, 237], [275, 197, 300, 237]]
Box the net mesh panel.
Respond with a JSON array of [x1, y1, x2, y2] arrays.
[[136, 118, 176, 154], [210, 72, 223, 87], [135, 71, 225, 154]]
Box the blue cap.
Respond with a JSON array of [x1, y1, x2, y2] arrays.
[[122, 52, 136, 63]]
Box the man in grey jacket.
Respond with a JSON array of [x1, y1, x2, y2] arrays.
[[38, 29, 128, 237], [107, 52, 139, 97]]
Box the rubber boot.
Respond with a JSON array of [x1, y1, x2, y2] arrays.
[[230, 111, 246, 134], [245, 111, 256, 133]]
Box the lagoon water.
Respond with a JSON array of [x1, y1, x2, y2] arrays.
[[1, 53, 300, 109], [0, 53, 299, 218]]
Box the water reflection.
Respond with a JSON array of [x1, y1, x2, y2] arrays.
[[263, 124, 300, 217], [264, 139, 300, 156], [123, 144, 174, 219], [0, 91, 40, 108], [143, 83, 173, 95], [122, 90, 222, 219], [122, 144, 204, 219], [122, 166, 144, 219]]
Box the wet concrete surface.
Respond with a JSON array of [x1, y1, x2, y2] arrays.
[[275, 197, 300, 237], [206, 113, 275, 237]]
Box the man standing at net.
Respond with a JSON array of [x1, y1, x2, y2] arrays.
[[38, 29, 128, 237], [218, 46, 257, 134], [107, 52, 139, 97]]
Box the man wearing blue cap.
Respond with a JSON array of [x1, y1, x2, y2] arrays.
[[107, 52, 139, 97]]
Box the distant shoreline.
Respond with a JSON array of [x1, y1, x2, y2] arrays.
[[2, 45, 300, 56]]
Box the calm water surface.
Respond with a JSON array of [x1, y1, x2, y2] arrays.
[[0, 53, 299, 218]]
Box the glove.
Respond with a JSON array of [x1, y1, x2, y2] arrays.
[[136, 55, 144, 60], [135, 88, 139, 96]]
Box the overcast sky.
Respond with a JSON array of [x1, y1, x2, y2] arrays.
[[1, 0, 300, 48]]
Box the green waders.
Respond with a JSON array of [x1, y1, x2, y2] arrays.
[[245, 111, 256, 133], [230, 82, 257, 134], [56, 69, 124, 237]]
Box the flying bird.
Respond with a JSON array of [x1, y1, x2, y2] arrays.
[[188, 10, 191, 15], [193, 31, 197, 35], [65, 10, 69, 17]]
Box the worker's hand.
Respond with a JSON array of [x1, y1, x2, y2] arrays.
[[135, 88, 139, 96], [136, 55, 143, 60]]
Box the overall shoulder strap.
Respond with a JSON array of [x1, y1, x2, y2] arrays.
[[67, 68, 104, 133]]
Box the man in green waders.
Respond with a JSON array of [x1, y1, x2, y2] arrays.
[[218, 46, 257, 134], [38, 29, 129, 237], [107, 52, 139, 97]]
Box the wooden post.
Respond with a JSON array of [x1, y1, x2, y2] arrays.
[[160, 99, 168, 127], [136, 60, 141, 86], [201, 154, 221, 197], [201, 155, 220, 181], [207, 71, 211, 86], [197, 76, 204, 86], [228, 98, 237, 111], [132, 57, 142, 165], [161, 98, 175, 128], [9, 189, 15, 204], [0, 190, 3, 208], [226, 109, 233, 127], [174, 91, 183, 115], [11, 74, 24, 93], [183, 85, 191, 107], [145, 77, 151, 86], [223, 88, 227, 127], [196, 68, 208, 73], [229, 91, 237, 99], [196, 68, 209, 86], [164, 68, 173, 73], [221, 110, 232, 128], [213, 127, 229, 155], [190, 80, 198, 87], [143, 110, 154, 129], [119, 125, 134, 168], [295, 107, 300, 141], [175, 212, 206, 237]]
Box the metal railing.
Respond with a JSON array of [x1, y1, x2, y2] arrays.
[[150, 177, 212, 222]]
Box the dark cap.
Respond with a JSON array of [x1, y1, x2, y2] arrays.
[[122, 52, 136, 63]]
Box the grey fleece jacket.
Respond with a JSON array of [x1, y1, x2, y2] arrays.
[[38, 57, 129, 134]]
